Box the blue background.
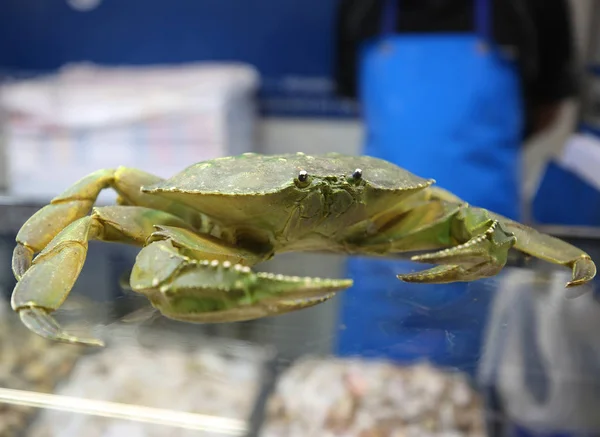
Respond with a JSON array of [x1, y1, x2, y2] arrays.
[[0, 0, 358, 117]]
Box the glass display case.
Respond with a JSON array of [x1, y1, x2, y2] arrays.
[[1, 1, 600, 436], [0, 200, 599, 437]]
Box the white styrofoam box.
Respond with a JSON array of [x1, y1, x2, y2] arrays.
[[0, 62, 260, 202], [479, 268, 600, 433], [558, 132, 600, 191]]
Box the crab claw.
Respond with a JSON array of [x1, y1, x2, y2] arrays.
[[397, 265, 464, 283], [397, 220, 515, 284], [129, 238, 353, 324]]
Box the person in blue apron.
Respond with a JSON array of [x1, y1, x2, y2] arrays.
[[334, 0, 579, 435], [332, 0, 578, 383]]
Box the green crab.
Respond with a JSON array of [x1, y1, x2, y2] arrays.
[[10, 152, 596, 346]]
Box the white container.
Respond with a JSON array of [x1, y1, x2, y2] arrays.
[[558, 132, 600, 191], [0, 62, 260, 203]]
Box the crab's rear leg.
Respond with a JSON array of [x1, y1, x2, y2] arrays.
[[11, 206, 193, 346], [12, 167, 201, 280], [129, 227, 352, 324], [486, 211, 596, 289]]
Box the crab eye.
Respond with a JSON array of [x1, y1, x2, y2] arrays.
[[295, 170, 311, 187], [352, 168, 363, 180]]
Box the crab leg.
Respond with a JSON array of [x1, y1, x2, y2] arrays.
[[485, 211, 596, 288], [344, 196, 515, 282], [342, 194, 466, 255], [12, 167, 202, 281], [11, 206, 193, 347], [129, 227, 352, 325]]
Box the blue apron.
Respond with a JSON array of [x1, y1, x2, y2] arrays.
[[360, 0, 524, 219], [336, 0, 524, 375]]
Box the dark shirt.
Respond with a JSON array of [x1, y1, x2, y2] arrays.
[[334, 0, 578, 137]]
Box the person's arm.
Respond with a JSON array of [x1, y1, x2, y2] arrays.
[[527, 0, 579, 135]]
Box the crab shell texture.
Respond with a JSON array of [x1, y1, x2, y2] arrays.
[[140, 152, 434, 251]]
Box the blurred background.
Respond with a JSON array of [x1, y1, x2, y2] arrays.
[[0, 1, 600, 436]]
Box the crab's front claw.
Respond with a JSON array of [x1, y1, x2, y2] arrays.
[[130, 239, 353, 323], [397, 220, 516, 284]]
